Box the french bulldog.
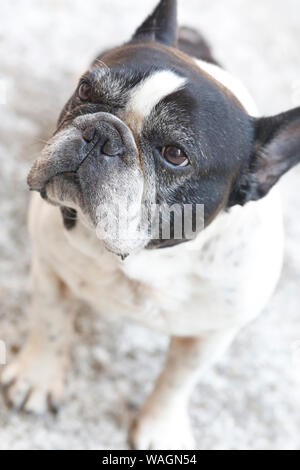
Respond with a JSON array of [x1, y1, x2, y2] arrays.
[[2, 0, 300, 450]]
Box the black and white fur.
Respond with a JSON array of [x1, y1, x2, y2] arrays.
[[2, 0, 300, 450]]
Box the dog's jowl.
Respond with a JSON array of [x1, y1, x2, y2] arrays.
[[2, 0, 300, 450]]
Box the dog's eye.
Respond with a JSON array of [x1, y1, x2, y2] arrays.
[[78, 82, 92, 101], [162, 146, 189, 167]]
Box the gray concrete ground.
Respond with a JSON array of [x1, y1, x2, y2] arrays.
[[0, 0, 300, 450]]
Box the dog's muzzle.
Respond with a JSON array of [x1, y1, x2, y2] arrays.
[[27, 112, 139, 195]]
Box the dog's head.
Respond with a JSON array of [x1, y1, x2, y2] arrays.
[[28, 0, 300, 257]]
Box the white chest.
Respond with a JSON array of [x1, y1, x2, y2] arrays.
[[29, 187, 284, 336]]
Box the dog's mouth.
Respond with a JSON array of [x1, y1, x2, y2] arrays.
[[39, 171, 77, 194], [28, 112, 151, 255], [38, 171, 82, 209]]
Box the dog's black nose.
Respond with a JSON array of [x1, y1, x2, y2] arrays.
[[82, 123, 123, 157], [82, 127, 96, 143]]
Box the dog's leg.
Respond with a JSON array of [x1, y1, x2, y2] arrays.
[[0, 256, 75, 414], [131, 328, 238, 450]]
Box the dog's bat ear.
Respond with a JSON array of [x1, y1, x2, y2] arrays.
[[131, 0, 177, 46], [229, 106, 300, 205]]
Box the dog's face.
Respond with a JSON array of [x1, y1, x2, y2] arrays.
[[28, 0, 300, 257]]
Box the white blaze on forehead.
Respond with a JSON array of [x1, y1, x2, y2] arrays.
[[125, 70, 187, 130]]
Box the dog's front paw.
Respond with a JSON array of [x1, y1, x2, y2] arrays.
[[130, 409, 196, 450], [0, 343, 68, 414]]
